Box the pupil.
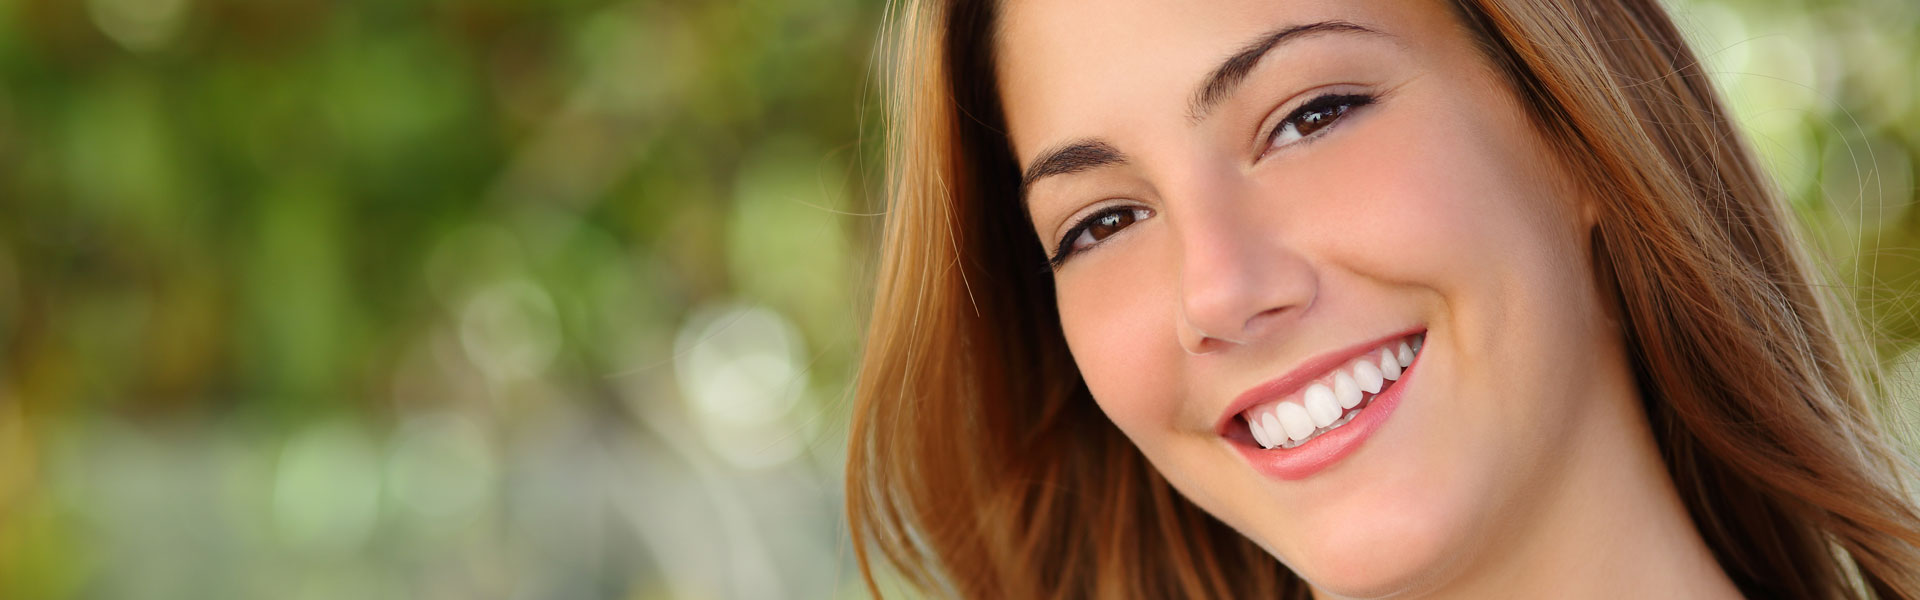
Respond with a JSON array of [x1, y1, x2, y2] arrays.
[[1297, 103, 1347, 135], [1090, 211, 1130, 240]]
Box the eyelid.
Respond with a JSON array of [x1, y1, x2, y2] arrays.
[[1050, 199, 1128, 246], [1251, 86, 1377, 158], [1048, 201, 1151, 268]]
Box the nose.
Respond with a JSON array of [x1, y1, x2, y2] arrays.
[[1174, 192, 1317, 355]]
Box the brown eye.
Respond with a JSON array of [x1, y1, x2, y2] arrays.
[[1050, 206, 1155, 269], [1085, 210, 1137, 242], [1294, 104, 1347, 137], [1266, 93, 1375, 151]]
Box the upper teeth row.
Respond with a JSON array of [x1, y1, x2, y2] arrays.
[[1248, 334, 1423, 449]]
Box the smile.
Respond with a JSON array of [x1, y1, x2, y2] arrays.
[[1241, 333, 1423, 449], [1217, 329, 1424, 480]]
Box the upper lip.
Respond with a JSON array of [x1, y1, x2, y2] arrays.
[[1213, 327, 1426, 437]]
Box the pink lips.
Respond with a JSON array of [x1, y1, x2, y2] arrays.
[[1217, 328, 1425, 480]]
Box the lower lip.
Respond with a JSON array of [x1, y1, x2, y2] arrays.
[[1232, 352, 1417, 481]]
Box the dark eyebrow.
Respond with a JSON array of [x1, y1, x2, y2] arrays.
[[1019, 139, 1128, 196], [1187, 20, 1383, 123]]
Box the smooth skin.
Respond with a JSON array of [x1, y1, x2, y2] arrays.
[[999, 0, 1745, 597]]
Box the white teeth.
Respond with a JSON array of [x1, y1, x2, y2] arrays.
[[1304, 384, 1341, 427], [1333, 370, 1362, 409], [1379, 349, 1401, 381], [1353, 360, 1384, 393], [1276, 403, 1315, 442], [1242, 334, 1427, 450]]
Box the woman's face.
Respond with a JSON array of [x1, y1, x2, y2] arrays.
[[1001, 0, 1628, 594]]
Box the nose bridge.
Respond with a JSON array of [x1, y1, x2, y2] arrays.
[[1173, 175, 1312, 348]]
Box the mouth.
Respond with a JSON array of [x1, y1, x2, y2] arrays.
[[1218, 330, 1425, 451]]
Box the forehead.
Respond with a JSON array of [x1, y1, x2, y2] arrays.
[[994, 0, 1445, 163]]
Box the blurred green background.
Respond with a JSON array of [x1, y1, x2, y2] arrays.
[[0, 0, 1913, 598]]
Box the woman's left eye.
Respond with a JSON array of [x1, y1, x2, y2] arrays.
[[1265, 92, 1375, 152]]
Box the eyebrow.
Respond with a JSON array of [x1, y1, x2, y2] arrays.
[[1187, 20, 1383, 123], [1020, 139, 1127, 196]]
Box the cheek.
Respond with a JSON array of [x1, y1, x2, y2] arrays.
[[1055, 261, 1184, 437], [1306, 90, 1593, 346], [1326, 83, 1609, 508]]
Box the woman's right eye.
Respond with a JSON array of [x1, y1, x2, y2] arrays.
[[1049, 206, 1154, 269]]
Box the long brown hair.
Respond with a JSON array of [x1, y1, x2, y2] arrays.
[[844, 0, 1920, 597]]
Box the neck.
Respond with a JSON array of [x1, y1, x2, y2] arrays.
[[1414, 352, 1744, 599]]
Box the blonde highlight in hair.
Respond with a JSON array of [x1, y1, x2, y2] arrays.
[[845, 0, 1920, 597]]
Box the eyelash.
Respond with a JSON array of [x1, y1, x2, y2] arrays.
[[1259, 91, 1376, 159], [1045, 91, 1377, 270], [1048, 205, 1154, 270]]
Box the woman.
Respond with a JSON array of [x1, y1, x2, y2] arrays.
[[845, 0, 1920, 597]]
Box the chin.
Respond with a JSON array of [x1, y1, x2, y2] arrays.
[[1295, 519, 1460, 597], [1266, 467, 1486, 598]]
